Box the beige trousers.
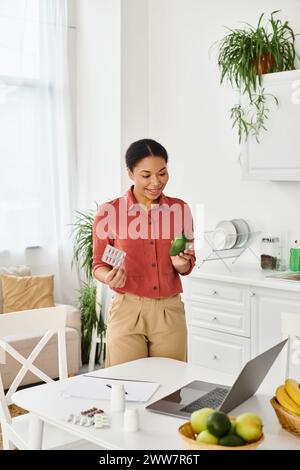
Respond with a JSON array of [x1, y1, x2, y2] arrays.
[[105, 292, 187, 368]]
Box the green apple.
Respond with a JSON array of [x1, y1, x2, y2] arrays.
[[196, 430, 219, 445], [228, 417, 236, 435], [235, 412, 263, 442], [190, 408, 214, 433]]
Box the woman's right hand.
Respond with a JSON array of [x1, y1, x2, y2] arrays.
[[104, 266, 127, 288]]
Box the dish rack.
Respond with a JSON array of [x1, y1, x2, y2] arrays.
[[200, 230, 261, 272]]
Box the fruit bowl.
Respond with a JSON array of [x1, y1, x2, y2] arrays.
[[270, 396, 300, 437], [178, 422, 264, 450]]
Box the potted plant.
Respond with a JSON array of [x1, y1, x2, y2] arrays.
[[217, 10, 299, 143], [78, 280, 105, 365], [71, 206, 106, 365]]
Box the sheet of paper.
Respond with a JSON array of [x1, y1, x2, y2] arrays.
[[62, 376, 160, 402]]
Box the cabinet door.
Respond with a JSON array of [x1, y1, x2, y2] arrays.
[[188, 326, 250, 376], [251, 287, 300, 388], [186, 300, 250, 337], [183, 278, 250, 336], [183, 278, 249, 314], [241, 69, 300, 181]]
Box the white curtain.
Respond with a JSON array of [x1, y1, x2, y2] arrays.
[[0, 0, 78, 304]]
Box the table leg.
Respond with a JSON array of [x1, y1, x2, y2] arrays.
[[28, 413, 44, 450]]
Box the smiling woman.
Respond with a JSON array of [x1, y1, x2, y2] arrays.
[[125, 139, 169, 205], [92, 138, 196, 368]]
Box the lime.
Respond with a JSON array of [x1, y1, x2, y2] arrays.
[[219, 434, 245, 447], [206, 411, 231, 437]]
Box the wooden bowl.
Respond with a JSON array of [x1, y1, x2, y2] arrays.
[[178, 421, 264, 450]]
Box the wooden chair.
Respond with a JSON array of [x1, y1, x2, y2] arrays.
[[281, 311, 300, 380], [0, 306, 100, 450]]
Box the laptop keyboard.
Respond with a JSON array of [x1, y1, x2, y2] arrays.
[[180, 387, 228, 412]]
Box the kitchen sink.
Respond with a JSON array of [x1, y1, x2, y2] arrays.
[[266, 272, 300, 281]]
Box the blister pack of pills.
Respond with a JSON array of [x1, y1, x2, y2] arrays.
[[63, 407, 110, 429], [101, 244, 126, 267], [94, 414, 110, 429]]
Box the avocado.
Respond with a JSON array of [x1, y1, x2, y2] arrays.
[[219, 434, 246, 447], [169, 233, 188, 256]]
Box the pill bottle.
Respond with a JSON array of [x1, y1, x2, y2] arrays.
[[110, 384, 125, 412]]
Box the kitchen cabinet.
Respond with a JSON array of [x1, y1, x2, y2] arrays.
[[183, 278, 252, 377], [183, 271, 300, 389], [184, 278, 250, 337], [250, 287, 300, 387], [241, 69, 300, 181], [188, 326, 250, 376]]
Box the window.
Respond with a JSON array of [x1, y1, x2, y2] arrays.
[[0, 1, 52, 250]]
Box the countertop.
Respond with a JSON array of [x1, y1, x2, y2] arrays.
[[188, 261, 300, 293]]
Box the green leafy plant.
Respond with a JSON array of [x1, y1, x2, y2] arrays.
[[72, 207, 97, 282], [71, 204, 106, 365], [78, 282, 106, 365], [230, 89, 278, 144], [217, 10, 298, 143]]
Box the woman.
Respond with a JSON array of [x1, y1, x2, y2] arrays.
[[92, 139, 196, 367]]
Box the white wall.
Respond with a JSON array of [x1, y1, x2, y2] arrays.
[[76, 0, 300, 264], [76, 0, 122, 210], [148, 0, 300, 260], [76, 0, 150, 206], [121, 0, 149, 191]]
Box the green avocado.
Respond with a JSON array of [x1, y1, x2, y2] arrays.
[[169, 233, 188, 256], [219, 434, 246, 447]]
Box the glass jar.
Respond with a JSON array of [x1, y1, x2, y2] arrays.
[[260, 237, 280, 270]]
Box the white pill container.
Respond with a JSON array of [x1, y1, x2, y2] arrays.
[[110, 384, 126, 412], [123, 408, 139, 432]]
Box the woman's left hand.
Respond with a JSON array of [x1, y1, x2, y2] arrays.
[[170, 249, 195, 274]]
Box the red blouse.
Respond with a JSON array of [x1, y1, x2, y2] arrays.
[[92, 186, 196, 299]]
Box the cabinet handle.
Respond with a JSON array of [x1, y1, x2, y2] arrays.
[[249, 291, 255, 297], [212, 354, 218, 360]]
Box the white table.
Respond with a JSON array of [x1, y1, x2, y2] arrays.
[[12, 357, 300, 450]]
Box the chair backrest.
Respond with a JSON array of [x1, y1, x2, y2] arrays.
[[0, 305, 67, 428], [281, 312, 300, 379]]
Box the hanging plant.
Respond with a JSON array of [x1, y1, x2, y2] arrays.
[[217, 10, 299, 143]]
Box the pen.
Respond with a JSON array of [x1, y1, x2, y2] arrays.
[[106, 384, 128, 395]]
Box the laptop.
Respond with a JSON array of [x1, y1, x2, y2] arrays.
[[146, 339, 287, 418]]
